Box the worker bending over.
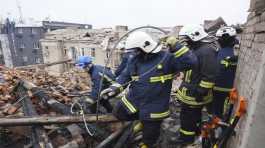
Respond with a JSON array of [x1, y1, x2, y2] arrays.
[[101, 31, 197, 148], [76, 56, 115, 113]]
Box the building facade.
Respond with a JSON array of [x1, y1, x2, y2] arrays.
[[40, 27, 127, 75], [0, 18, 92, 68]]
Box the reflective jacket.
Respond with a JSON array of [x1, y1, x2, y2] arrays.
[[176, 42, 218, 106], [116, 47, 197, 120], [213, 47, 237, 92], [89, 65, 115, 100], [115, 52, 135, 77]]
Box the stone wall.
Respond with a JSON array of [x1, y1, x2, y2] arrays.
[[229, 0, 265, 147]]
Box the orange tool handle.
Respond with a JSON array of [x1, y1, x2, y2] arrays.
[[235, 96, 247, 117]]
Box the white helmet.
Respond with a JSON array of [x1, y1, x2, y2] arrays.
[[179, 24, 208, 41], [125, 31, 162, 53], [216, 26, 236, 37]]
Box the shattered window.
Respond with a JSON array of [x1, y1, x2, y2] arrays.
[[33, 42, 40, 49], [35, 57, 41, 63], [19, 43, 25, 49]]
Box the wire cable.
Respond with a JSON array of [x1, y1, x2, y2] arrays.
[[96, 26, 168, 121]]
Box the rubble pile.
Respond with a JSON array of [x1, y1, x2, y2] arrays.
[[0, 67, 122, 148], [0, 66, 187, 148], [0, 68, 89, 111]]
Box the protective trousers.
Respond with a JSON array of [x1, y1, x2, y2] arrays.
[[179, 104, 202, 142], [113, 102, 162, 148], [211, 90, 229, 118]]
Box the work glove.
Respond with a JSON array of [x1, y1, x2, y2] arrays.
[[160, 36, 188, 53], [100, 83, 122, 100]]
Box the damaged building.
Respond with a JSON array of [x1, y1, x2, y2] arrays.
[[40, 26, 128, 75], [0, 19, 92, 68]]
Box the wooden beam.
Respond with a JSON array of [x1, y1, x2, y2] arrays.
[[15, 59, 72, 70], [0, 114, 118, 126]]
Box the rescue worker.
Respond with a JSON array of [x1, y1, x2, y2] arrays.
[[212, 26, 238, 118], [100, 31, 197, 148], [115, 47, 136, 77], [173, 25, 218, 145], [76, 56, 115, 113]]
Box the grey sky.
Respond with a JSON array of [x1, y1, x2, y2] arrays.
[[1, 0, 250, 28]]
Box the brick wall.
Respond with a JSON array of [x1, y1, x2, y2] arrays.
[[229, 0, 265, 147]]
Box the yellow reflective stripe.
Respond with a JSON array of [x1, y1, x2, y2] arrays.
[[176, 89, 213, 105], [223, 97, 230, 113], [177, 90, 194, 101], [184, 71, 189, 82], [133, 122, 144, 133], [199, 80, 215, 88], [174, 46, 189, 57], [150, 74, 173, 83], [230, 117, 235, 124], [121, 96, 137, 113], [221, 60, 237, 67], [184, 70, 192, 83], [150, 110, 170, 118], [221, 60, 229, 67], [179, 128, 195, 136], [182, 87, 187, 96], [213, 86, 232, 92], [131, 76, 139, 81], [99, 72, 115, 84], [187, 70, 192, 83]]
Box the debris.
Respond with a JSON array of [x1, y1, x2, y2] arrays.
[[0, 66, 121, 147], [0, 63, 184, 147], [15, 59, 72, 70], [96, 122, 131, 148]]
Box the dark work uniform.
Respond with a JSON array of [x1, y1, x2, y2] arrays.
[[176, 42, 218, 142], [113, 46, 197, 147], [89, 65, 115, 113], [212, 47, 237, 118], [115, 51, 135, 77]]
